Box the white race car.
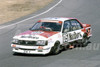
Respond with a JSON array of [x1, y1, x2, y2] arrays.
[[11, 17, 92, 55]]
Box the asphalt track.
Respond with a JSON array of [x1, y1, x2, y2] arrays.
[[0, 0, 100, 67]]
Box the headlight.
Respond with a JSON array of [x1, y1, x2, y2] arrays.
[[36, 40, 48, 46], [12, 39, 19, 44]]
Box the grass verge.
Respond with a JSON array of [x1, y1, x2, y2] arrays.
[[0, 0, 53, 24]]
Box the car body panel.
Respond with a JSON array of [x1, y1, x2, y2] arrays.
[[11, 17, 92, 55]]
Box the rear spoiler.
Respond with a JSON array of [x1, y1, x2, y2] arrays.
[[82, 23, 91, 28]]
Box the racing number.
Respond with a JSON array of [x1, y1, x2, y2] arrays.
[[63, 33, 68, 43]]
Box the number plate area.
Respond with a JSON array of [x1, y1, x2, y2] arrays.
[[24, 50, 31, 53]]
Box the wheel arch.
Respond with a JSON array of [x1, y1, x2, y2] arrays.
[[54, 40, 60, 45], [83, 33, 88, 38]]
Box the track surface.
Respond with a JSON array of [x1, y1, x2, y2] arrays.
[[0, 0, 100, 67]]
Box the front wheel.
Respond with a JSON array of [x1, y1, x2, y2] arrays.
[[13, 52, 18, 55], [50, 43, 60, 55]]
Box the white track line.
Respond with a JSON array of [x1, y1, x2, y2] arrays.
[[0, 0, 62, 30]]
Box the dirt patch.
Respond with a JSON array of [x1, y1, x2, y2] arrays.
[[0, 0, 53, 24]]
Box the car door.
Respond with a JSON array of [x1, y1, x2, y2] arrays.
[[62, 20, 72, 43], [68, 19, 84, 42]]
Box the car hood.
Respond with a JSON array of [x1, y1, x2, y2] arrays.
[[16, 30, 59, 39]]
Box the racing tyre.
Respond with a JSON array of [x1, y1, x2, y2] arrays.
[[81, 36, 88, 47], [13, 52, 18, 55], [50, 43, 60, 55]]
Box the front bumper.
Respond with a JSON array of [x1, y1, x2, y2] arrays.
[[11, 44, 51, 55]]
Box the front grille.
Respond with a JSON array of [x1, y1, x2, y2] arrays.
[[18, 40, 37, 46], [19, 48, 36, 51]]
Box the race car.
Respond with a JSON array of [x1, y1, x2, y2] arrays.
[[11, 17, 92, 55]]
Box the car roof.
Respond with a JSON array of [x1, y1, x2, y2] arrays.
[[41, 17, 76, 22]]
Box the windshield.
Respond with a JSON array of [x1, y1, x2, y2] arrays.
[[30, 22, 62, 31]]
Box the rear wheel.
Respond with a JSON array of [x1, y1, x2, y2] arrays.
[[81, 35, 88, 47]]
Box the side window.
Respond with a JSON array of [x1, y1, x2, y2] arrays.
[[63, 21, 71, 33], [77, 22, 82, 29], [70, 19, 82, 31]]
